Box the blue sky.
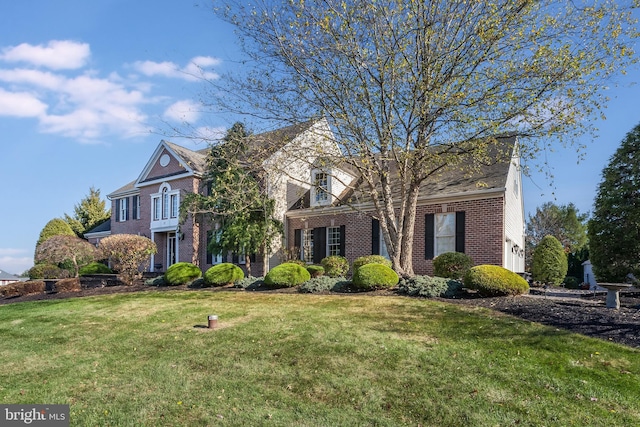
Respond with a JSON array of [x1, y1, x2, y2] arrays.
[[0, 1, 638, 275]]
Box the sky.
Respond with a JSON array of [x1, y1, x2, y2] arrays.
[[0, 1, 639, 275]]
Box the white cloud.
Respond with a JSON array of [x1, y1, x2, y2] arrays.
[[0, 249, 33, 275], [133, 56, 220, 81], [0, 88, 47, 117], [163, 100, 202, 123], [0, 40, 90, 70]]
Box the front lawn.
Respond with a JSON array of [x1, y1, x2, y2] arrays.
[[0, 291, 638, 426]]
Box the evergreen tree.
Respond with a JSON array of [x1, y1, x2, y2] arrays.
[[531, 235, 568, 286], [64, 187, 111, 237], [181, 122, 283, 276], [589, 123, 640, 282]]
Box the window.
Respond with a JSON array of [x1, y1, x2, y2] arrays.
[[314, 172, 329, 203], [435, 213, 456, 256], [206, 230, 223, 265], [327, 226, 341, 256], [132, 195, 140, 220], [162, 187, 169, 219], [301, 229, 313, 262], [119, 198, 128, 222], [170, 194, 178, 218], [153, 197, 160, 221]]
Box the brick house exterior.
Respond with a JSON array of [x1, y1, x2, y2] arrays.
[[87, 121, 525, 275]]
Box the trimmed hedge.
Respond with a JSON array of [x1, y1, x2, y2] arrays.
[[79, 262, 113, 275], [299, 276, 349, 293], [56, 278, 82, 293], [464, 265, 529, 297], [0, 281, 47, 298], [165, 262, 203, 285], [433, 252, 473, 279], [264, 263, 311, 288], [352, 263, 399, 290], [204, 263, 245, 286], [28, 263, 65, 280], [321, 256, 349, 277], [352, 255, 392, 273], [532, 235, 568, 286]]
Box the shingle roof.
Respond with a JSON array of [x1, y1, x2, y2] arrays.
[[84, 219, 111, 235], [0, 269, 20, 281], [164, 141, 208, 175]]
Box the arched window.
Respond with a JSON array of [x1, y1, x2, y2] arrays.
[[162, 186, 169, 219]]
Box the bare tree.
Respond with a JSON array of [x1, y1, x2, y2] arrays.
[[210, 0, 638, 275]]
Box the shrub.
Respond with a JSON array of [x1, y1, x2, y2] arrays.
[[204, 263, 245, 286], [235, 276, 265, 289], [352, 255, 392, 273], [165, 262, 202, 285], [55, 278, 82, 293], [352, 263, 399, 290], [464, 265, 529, 297], [0, 283, 20, 298], [321, 256, 349, 277], [98, 234, 157, 285], [28, 263, 64, 279], [20, 281, 47, 295], [433, 252, 473, 279], [79, 262, 113, 275], [264, 263, 311, 288], [35, 235, 98, 278], [36, 218, 75, 248], [145, 276, 168, 286], [563, 276, 581, 289], [398, 275, 463, 298], [306, 265, 325, 278], [299, 276, 349, 293], [531, 235, 568, 286], [286, 259, 307, 266]]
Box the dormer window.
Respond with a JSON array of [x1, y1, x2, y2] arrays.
[[313, 171, 329, 204]]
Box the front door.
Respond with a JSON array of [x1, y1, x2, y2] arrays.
[[167, 232, 177, 267]]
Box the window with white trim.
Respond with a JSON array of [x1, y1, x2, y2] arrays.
[[119, 198, 128, 222], [327, 226, 341, 256], [151, 183, 180, 223], [435, 213, 455, 256], [314, 172, 329, 203], [301, 229, 313, 262], [170, 194, 178, 218], [153, 197, 161, 221], [162, 187, 169, 219]]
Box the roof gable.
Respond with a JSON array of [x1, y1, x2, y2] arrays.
[[135, 140, 207, 187]]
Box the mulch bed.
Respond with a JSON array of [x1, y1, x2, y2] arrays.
[[2, 283, 639, 348]]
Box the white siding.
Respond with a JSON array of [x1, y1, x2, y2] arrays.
[[503, 147, 525, 273]]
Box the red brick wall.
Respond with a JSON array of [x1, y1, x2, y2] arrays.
[[287, 196, 504, 275]]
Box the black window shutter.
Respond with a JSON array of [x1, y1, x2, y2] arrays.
[[294, 229, 301, 250], [115, 199, 120, 222], [313, 227, 326, 264], [125, 197, 130, 221], [339, 225, 346, 257], [371, 218, 380, 255], [206, 231, 212, 264], [133, 196, 139, 220], [250, 253, 257, 263], [456, 211, 466, 253], [232, 253, 239, 264], [425, 214, 435, 259]]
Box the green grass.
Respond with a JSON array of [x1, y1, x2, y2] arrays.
[[1, 291, 638, 426]]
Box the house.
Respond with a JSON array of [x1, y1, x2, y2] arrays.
[[87, 120, 525, 276], [0, 268, 26, 286]]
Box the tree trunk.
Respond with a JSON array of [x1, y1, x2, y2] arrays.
[[245, 253, 252, 277], [398, 184, 421, 277]]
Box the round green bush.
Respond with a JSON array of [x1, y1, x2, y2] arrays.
[[352, 255, 392, 273], [165, 262, 202, 285], [433, 252, 473, 279], [352, 263, 399, 290], [204, 263, 245, 286], [264, 262, 311, 288], [306, 265, 325, 278], [79, 262, 113, 276], [531, 235, 568, 286], [463, 265, 529, 297], [321, 256, 349, 277], [28, 263, 64, 279]]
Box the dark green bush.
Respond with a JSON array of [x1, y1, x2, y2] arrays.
[[204, 263, 245, 286], [145, 276, 168, 286], [79, 262, 113, 275], [433, 252, 473, 279], [55, 278, 82, 293], [264, 263, 311, 288], [321, 256, 349, 277], [235, 276, 265, 289], [531, 235, 568, 286], [352, 255, 392, 273], [306, 265, 325, 278], [464, 265, 529, 297], [165, 262, 202, 285], [352, 263, 399, 290], [398, 275, 463, 298], [299, 276, 349, 293], [28, 263, 64, 280], [563, 276, 581, 289]]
